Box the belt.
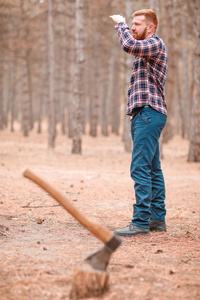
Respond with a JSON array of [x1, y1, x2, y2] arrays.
[[131, 105, 149, 118]]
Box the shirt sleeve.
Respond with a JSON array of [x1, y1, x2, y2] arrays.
[[114, 22, 160, 57]]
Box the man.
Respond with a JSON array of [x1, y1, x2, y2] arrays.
[[110, 9, 168, 236]]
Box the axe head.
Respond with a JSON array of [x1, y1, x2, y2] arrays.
[[84, 235, 122, 271]]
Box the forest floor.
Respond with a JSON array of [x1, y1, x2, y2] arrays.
[[0, 124, 200, 300]]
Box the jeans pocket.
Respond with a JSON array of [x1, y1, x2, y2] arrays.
[[139, 110, 151, 124]]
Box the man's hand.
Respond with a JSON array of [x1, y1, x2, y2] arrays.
[[110, 15, 126, 24]]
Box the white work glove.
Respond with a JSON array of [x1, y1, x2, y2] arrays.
[[110, 15, 126, 24]]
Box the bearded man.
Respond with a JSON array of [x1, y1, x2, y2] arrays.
[[110, 9, 168, 236]]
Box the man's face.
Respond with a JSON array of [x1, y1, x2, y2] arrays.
[[131, 15, 149, 40]]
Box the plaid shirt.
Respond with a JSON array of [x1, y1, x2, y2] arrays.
[[115, 23, 168, 116]]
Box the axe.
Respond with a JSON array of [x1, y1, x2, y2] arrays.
[[23, 168, 122, 271]]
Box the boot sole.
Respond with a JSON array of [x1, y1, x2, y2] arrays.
[[115, 231, 150, 237]]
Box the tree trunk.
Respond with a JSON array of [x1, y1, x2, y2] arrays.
[[20, 1, 32, 137], [37, 28, 48, 134], [123, 0, 133, 152], [26, 43, 34, 130], [48, 0, 56, 147], [162, 0, 176, 143], [100, 19, 111, 137], [172, 1, 182, 136], [89, 63, 99, 137], [54, 0, 67, 135], [89, 40, 99, 137], [111, 44, 121, 135], [180, 0, 191, 139], [70, 267, 109, 299], [67, 0, 75, 139], [10, 58, 17, 132], [89, 5, 100, 138], [5, 18, 14, 128], [72, 0, 84, 154], [188, 0, 200, 162], [100, 56, 109, 136]]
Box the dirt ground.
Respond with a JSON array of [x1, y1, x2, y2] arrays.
[[0, 124, 200, 300]]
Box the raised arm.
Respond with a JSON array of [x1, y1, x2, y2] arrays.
[[110, 15, 160, 57], [115, 23, 160, 57]]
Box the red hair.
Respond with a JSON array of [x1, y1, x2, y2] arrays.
[[132, 9, 158, 30]]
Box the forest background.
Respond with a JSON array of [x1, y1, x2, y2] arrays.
[[0, 1, 200, 299], [0, 0, 199, 160]]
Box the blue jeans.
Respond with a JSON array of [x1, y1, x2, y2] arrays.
[[130, 106, 167, 229]]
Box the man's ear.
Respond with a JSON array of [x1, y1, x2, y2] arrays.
[[148, 23, 155, 33]]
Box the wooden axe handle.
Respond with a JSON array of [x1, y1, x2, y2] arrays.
[[23, 168, 113, 243]]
